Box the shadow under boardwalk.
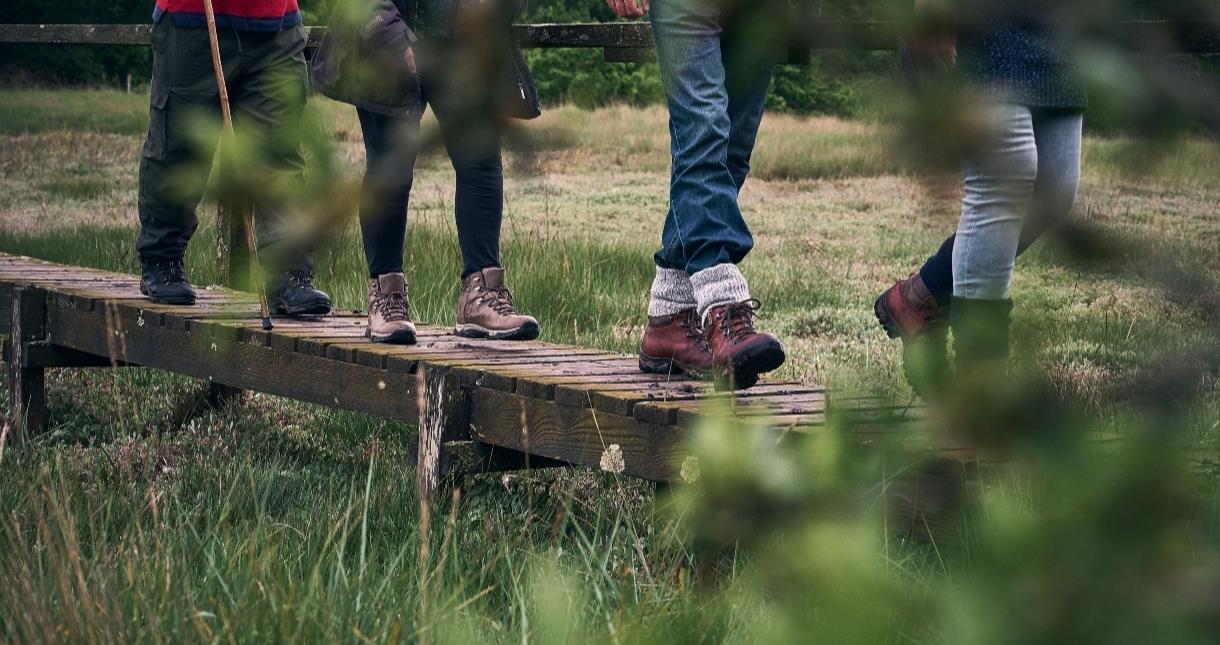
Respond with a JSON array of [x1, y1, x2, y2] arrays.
[[0, 252, 918, 486]]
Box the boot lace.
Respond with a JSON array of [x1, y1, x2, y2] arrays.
[[681, 310, 711, 352], [285, 270, 316, 289], [479, 286, 519, 316], [152, 261, 187, 285], [717, 299, 763, 344], [372, 287, 410, 321]]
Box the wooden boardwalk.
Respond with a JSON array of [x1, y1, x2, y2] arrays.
[[0, 253, 911, 492]]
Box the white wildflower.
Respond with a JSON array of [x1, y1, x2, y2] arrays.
[[600, 444, 626, 474], [680, 456, 701, 484]]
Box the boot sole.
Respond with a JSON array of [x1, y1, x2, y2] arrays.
[[368, 328, 417, 345], [453, 321, 540, 341], [139, 282, 196, 306], [718, 340, 786, 391], [874, 293, 901, 339], [273, 297, 331, 317], [638, 353, 710, 380]]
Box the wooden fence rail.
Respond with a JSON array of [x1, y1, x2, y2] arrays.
[[1, 21, 1219, 54]]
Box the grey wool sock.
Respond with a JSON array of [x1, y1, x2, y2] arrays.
[[647, 266, 697, 317], [691, 263, 751, 321]]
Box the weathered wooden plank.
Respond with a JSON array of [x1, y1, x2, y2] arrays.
[[637, 390, 828, 426], [328, 343, 605, 366], [468, 387, 681, 481], [382, 343, 621, 375], [558, 380, 816, 418], [511, 366, 680, 401], [0, 24, 153, 45], [22, 342, 126, 368], [45, 301, 424, 422]]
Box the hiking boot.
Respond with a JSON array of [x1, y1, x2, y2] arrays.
[[367, 272, 416, 344], [951, 297, 1013, 375], [875, 273, 951, 395], [140, 259, 196, 305], [705, 299, 786, 390], [454, 267, 539, 341], [639, 309, 713, 378], [270, 270, 331, 316]]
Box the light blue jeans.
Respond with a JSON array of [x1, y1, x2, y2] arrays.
[[952, 105, 1083, 299]]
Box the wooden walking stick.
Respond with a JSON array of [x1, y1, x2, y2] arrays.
[[202, 0, 274, 331]]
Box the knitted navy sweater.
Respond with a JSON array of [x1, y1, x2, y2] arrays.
[[960, 21, 1088, 110]]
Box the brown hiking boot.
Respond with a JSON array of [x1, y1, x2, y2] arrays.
[[705, 299, 786, 390], [639, 309, 713, 378], [454, 267, 540, 341], [874, 273, 950, 395], [367, 273, 416, 344]]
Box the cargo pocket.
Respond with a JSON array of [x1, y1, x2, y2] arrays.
[[142, 88, 171, 161]]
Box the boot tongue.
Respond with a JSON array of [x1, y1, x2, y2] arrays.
[[377, 272, 406, 294], [480, 267, 506, 290]]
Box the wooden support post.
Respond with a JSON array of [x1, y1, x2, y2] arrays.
[[412, 371, 568, 490], [6, 287, 48, 444], [416, 368, 449, 501], [415, 368, 472, 502], [209, 199, 251, 406]]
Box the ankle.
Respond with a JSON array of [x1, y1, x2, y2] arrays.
[[690, 264, 751, 323]]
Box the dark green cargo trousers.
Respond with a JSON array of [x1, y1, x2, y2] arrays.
[[137, 18, 313, 273]]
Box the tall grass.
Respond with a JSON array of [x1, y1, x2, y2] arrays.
[[0, 89, 149, 135]]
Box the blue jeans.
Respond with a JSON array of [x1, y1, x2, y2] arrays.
[[918, 105, 1083, 301], [649, 0, 777, 275]]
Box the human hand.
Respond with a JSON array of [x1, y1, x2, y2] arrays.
[[405, 46, 417, 74], [912, 0, 957, 70], [607, 0, 649, 19]]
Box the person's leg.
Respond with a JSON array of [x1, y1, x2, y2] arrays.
[[137, 92, 216, 264], [917, 235, 956, 306], [915, 110, 1082, 304], [650, 0, 753, 290], [720, 2, 780, 193], [1023, 109, 1083, 249], [430, 87, 505, 280], [648, 0, 783, 389], [951, 103, 1038, 367], [136, 20, 222, 304], [642, 0, 727, 378], [355, 108, 419, 343], [952, 104, 1038, 300], [231, 25, 330, 315], [230, 25, 313, 275], [357, 108, 419, 278], [137, 92, 215, 265], [427, 60, 538, 341]]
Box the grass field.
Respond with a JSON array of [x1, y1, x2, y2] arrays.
[[2, 89, 1220, 642]]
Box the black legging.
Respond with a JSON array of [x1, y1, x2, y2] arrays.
[[357, 73, 504, 279]]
